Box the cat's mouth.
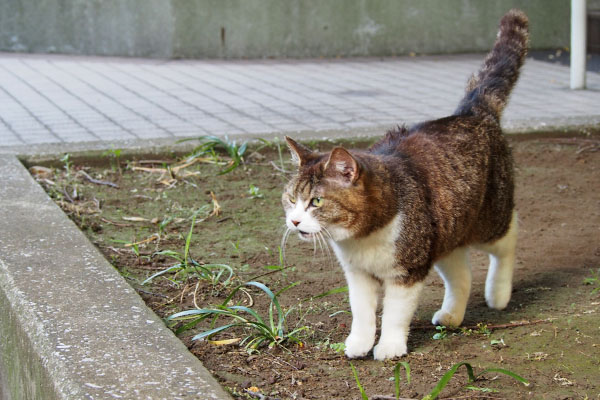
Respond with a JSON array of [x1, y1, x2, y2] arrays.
[[298, 230, 313, 239]]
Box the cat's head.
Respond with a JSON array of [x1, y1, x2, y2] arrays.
[[282, 136, 370, 242]]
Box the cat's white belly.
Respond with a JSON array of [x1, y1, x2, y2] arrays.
[[330, 214, 404, 281]]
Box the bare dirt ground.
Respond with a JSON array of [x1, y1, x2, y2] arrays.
[[31, 134, 600, 399]]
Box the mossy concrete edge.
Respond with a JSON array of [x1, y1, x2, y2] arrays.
[[3, 115, 599, 162], [0, 154, 231, 399]]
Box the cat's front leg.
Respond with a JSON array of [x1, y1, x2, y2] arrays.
[[344, 269, 380, 358], [373, 280, 424, 361]]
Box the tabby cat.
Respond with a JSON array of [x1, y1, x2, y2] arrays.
[[282, 9, 528, 360]]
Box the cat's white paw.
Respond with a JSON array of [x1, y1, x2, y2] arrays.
[[485, 282, 511, 310], [432, 309, 463, 327], [344, 333, 374, 358], [373, 340, 407, 361]]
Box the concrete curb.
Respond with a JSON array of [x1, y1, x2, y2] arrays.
[[0, 154, 231, 399], [2, 115, 599, 160]]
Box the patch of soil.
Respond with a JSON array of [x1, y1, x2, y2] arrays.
[[30, 134, 600, 399]]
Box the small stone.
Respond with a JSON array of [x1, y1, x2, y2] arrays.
[[246, 355, 258, 363], [90, 223, 103, 233], [247, 151, 266, 162], [29, 166, 53, 178]]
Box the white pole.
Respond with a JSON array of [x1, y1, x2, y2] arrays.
[[570, 0, 587, 89]]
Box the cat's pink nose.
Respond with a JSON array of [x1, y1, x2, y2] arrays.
[[292, 220, 300, 227]]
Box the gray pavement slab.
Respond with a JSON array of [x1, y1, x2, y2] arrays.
[[1, 52, 599, 156], [0, 154, 231, 399]]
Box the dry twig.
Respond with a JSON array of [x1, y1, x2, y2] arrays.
[[179, 283, 191, 304], [244, 389, 280, 400], [77, 170, 119, 188], [124, 235, 159, 247], [136, 159, 175, 165], [193, 280, 202, 309], [412, 319, 550, 331], [136, 289, 169, 299], [61, 187, 75, 203], [210, 191, 222, 217], [100, 217, 133, 227]]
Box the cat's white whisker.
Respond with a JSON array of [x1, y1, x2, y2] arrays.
[[321, 231, 334, 264], [280, 227, 291, 264], [316, 231, 327, 259], [322, 226, 335, 243]]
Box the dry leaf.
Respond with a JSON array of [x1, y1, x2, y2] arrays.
[[124, 235, 158, 247], [122, 216, 149, 222], [29, 166, 53, 178], [210, 191, 222, 217], [57, 200, 99, 215], [208, 338, 241, 346]]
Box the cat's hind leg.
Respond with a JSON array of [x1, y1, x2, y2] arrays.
[[373, 280, 424, 360], [432, 247, 471, 327], [478, 211, 518, 310], [344, 269, 380, 358]]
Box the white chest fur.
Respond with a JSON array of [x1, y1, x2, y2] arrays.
[[330, 214, 403, 281]]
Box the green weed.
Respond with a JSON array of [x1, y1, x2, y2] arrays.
[[349, 360, 527, 399], [179, 135, 247, 174], [476, 322, 492, 336], [60, 153, 73, 178], [102, 148, 122, 175], [583, 268, 600, 294], [167, 281, 307, 350], [459, 327, 473, 336], [350, 362, 369, 400], [432, 325, 448, 340], [262, 246, 285, 272], [394, 362, 411, 398], [111, 238, 145, 259], [142, 214, 233, 287], [230, 240, 241, 252], [329, 341, 346, 354], [350, 361, 411, 400], [248, 184, 264, 199], [422, 361, 529, 400], [253, 137, 288, 173], [157, 215, 174, 237], [304, 285, 348, 301]]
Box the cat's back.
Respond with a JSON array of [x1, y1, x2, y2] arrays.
[[384, 114, 512, 254], [371, 114, 499, 158]]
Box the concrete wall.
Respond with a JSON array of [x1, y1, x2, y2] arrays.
[[0, 0, 174, 57], [0, 287, 60, 400], [172, 0, 570, 58], [0, 1, 571, 59]]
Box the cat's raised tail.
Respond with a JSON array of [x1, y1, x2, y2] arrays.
[[455, 9, 529, 120]]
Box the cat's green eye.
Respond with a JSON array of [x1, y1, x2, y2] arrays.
[[311, 197, 324, 207], [289, 196, 296, 204]]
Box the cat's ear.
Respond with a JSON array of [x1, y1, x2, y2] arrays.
[[324, 147, 359, 185], [285, 136, 312, 167]]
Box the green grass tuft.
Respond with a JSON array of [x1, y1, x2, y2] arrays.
[[167, 280, 308, 350]]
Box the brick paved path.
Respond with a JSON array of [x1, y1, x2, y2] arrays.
[[1, 53, 599, 149]]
